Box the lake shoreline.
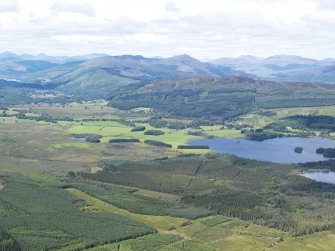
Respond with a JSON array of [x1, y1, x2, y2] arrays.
[[302, 170, 335, 185], [188, 136, 335, 164]]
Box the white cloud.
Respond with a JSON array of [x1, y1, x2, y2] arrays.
[[0, 0, 335, 59], [51, 1, 95, 16], [0, 0, 18, 12], [317, 0, 335, 10], [165, 1, 178, 12]]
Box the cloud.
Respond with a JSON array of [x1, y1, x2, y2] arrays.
[[0, 0, 18, 12], [51, 1, 95, 16], [1, 0, 335, 59], [165, 1, 179, 12], [317, 0, 335, 10]]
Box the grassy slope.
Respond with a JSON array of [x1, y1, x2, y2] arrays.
[[269, 231, 335, 251]]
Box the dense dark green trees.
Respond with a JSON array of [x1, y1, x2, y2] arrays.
[[144, 130, 165, 136], [316, 148, 335, 157], [177, 145, 209, 149], [144, 140, 172, 148], [245, 131, 285, 141], [284, 115, 335, 132], [0, 174, 155, 250], [71, 134, 102, 143], [109, 139, 140, 143], [294, 147, 303, 153], [0, 231, 21, 251], [131, 126, 146, 132], [85, 137, 101, 143], [299, 160, 335, 171]]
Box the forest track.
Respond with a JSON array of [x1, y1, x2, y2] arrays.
[[184, 161, 204, 191]]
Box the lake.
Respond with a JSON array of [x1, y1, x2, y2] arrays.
[[188, 137, 335, 164], [303, 171, 335, 184]]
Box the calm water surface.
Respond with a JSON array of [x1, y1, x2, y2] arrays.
[[303, 171, 335, 184], [189, 137, 335, 164]]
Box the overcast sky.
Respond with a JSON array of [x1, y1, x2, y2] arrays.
[[0, 0, 334, 59]]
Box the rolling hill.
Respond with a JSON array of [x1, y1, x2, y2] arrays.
[[0, 52, 246, 96], [108, 76, 335, 121]]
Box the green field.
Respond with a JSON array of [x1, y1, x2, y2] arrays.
[[270, 231, 335, 251]]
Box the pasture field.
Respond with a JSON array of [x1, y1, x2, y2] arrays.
[[63, 120, 240, 153], [64, 120, 208, 150]]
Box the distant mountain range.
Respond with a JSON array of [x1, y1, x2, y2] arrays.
[[0, 52, 246, 96], [2, 51, 335, 120], [0, 51, 109, 63], [210, 54, 335, 83], [1, 51, 335, 99]]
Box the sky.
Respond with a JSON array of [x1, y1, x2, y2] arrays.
[[0, 0, 334, 59]]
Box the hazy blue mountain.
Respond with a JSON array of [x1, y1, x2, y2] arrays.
[[211, 54, 335, 83], [0, 53, 246, 96], [161, 54, 238, 76], [269, 64, 335, 83], [0, 59, 58, 81], [262, 55, 317, 66], [0, 51, 20, 60], [2, 51, 335, 92], [0, 51, 109, 64]]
